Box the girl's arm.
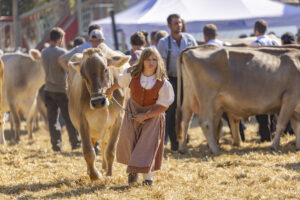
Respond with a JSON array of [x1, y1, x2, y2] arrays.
[[134, 104, 168, 123]]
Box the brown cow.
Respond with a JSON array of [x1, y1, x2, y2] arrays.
[[177, 45, 300, 153], [68, 46, 130, 180], [0, 50, 44, 144]]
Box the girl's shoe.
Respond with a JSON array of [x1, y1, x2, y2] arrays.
[[142, 180, 153, 186]]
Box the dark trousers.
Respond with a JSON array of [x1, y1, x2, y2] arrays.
[[165, 77, 182, 151], [222, 113, 246, 141], [45, 91, 81, 150], [256, 114, 277, 142]]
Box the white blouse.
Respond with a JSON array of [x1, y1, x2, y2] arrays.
[[118, 70, 174, 107]]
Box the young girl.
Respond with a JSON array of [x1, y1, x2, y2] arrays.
[[106, 47, 174, 186]]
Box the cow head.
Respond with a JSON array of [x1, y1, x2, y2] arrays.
[[70, 48, 130, 109]]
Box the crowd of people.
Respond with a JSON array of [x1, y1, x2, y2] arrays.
[[34, 13, 300, 187]]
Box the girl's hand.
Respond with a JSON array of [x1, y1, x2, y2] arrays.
[[106, 88, 113, 97], [134, 113, 147, 123]]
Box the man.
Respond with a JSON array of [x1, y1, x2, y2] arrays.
[[203, 24, 246, 141], [203, 24, 231, 46], [158, 14, 197, 151], [251, 20, 280, 46], [251, 20, 280, 142], [41, 27, 81, 152], [58, 24, 103, 72]]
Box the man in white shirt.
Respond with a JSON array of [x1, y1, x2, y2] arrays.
[[203, 24, 231, 47], [251, 20, 280, 46], [251, 19, 279, 142]]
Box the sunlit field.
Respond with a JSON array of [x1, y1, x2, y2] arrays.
[[0, 120, 299, 200]]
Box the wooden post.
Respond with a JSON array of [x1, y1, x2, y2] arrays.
[[13, 0, 20, 49], [77, 0, 83, 35]]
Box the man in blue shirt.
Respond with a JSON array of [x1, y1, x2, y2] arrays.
[[157, 14, 197, 151]]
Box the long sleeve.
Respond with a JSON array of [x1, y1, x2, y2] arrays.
[[156, 80, 174, 107], [118, 69, 132, 88]]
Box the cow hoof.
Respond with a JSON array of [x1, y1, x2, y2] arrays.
[[232, 142, 241, 147], [106, 171, 112, 176], [178, 148, 190, 154], [271, 144, 279, 152], [89, 169, 102, 181]]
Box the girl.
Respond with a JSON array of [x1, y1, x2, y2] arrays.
[[107, 47, 174, 186]]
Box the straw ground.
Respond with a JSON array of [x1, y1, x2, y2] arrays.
[[0, 120, 299, 200]]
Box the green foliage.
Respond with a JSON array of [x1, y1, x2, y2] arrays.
[[0, 0, 54, 16]]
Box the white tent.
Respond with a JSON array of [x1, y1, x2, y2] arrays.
[[91, 0, 300, 47]]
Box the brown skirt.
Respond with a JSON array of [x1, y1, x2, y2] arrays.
[[116, 98, 165, 173]]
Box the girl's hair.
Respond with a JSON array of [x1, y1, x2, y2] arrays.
[[130, 47, 168, 81]]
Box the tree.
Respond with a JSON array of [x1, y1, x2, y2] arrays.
[[0, 0, 52, 16]]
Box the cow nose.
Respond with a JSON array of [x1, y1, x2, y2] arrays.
[[90, 96, 106, 109]]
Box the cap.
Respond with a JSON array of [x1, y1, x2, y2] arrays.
[[89, 29, 105, 40]]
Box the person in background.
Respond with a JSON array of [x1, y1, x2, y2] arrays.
[[128, 31, 146, 66], [58, 24, 102, 72], [251, 19, 280, 142], [107, 47, 174, 186], [157, 13, 197, 151], [251, 20, 280, 46], [154, 30, 168, 47], [41, 27, 81, 152], [141, 30, 150, 47], [181, 19, 187, 32], [281, 32, 295, 45], [203, 24, 231, 46], [150, 30, 159, 46], [73, 36, 86, 47]]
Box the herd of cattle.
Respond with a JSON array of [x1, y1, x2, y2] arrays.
[[0, 40, 300, 180]]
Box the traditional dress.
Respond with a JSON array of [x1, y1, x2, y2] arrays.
[[116, 71, 174, 173]]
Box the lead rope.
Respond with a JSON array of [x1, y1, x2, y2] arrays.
[[109, 95, 145, 124]]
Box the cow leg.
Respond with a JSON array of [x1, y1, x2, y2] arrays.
[[26, 98, 38, 140], [0, 122, 5, 145], [199, 117, 219, 154], [9, 103, 21, 143], [213, 111, 223, 144], [290, 115, 300, 150], [80, 119, 101, 180], [104, 117, 121, 176], [101, 138, 108, 171], [228, 115, 242, 146], [177, 107, 193, 153], [271, 97, 296, 151]]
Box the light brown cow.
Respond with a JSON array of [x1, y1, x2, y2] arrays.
[[68, 46, 130, 180], [178, 45, 300, 153], [0, 50, 45, 144]]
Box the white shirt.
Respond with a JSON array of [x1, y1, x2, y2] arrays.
[[251, 35, 280, 46], [118, 71, 174, 107], [207, 39, 231, 47]]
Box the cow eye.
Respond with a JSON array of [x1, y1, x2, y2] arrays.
[[104, 68, 108, 74]]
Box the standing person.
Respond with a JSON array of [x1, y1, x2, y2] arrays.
[[251, 19, 280, 142], [154, 30, 168, 47], [106, 47, 174, 186], [150, 30, 159, 46], [157, 13, 197, 151], [41, 27, 81, 152], [127, 31, 146, 66], [58, 24, 103, 71], [203, 24, 246, 141]]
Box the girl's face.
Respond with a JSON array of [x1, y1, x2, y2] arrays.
[[143, 54, 158, 75]]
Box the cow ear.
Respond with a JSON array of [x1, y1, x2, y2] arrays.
[[29, 49, 41, 60], [69, 61, 81, 74], [107, 55, 130, 68], [68, 53, 83, 73]]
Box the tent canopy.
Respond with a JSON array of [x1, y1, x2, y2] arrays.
[[91, 0, 300, 46]]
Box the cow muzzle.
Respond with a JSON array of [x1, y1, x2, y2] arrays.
[[90, 95, 108, 109]]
